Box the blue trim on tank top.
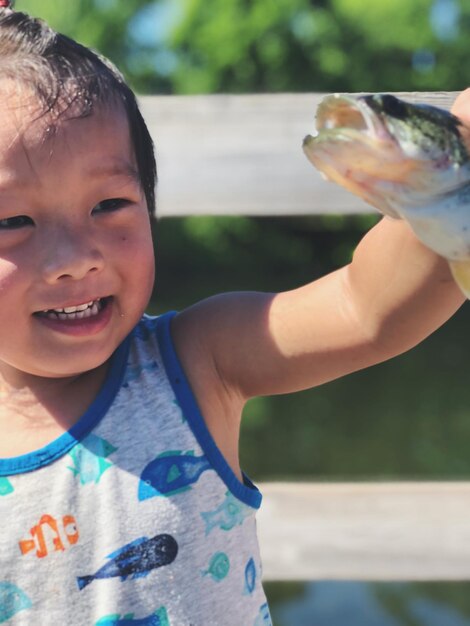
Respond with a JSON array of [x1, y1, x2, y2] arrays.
[[155, 311, 262, 510], [0, 335, 132, 476]]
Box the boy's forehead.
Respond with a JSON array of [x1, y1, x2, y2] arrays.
[[0, 82, 136, 181]]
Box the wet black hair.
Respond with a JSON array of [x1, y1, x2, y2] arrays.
[[0, 7, 157, 215]]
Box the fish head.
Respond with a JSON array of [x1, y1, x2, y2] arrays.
[[303, 93, 470, 219], [304, 93, 470, 297]]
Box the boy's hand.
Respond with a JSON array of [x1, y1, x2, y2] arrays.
[[452, 88, 470, 125]]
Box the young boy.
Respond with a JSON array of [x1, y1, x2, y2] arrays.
[[0, 5, 466, 625]]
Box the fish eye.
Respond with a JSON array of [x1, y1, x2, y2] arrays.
[[363, 94, 408, 120]]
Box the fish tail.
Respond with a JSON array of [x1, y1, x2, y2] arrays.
[[76, 575, 94, 591]]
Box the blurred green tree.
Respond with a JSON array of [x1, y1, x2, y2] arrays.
[[15, 0, 470, 94]]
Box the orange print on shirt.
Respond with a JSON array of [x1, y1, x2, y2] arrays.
[[19, 514, 79, 558]]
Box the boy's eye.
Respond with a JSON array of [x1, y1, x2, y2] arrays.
[[0, 215, 34, 229], [93, 198, 130, 214]]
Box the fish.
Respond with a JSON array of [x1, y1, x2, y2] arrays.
[[77, 534, 178, 591], [0, 477, 14, 496], [244, 557, 257, 594], [133, 317, 159, 342], [0, 583, 32, 623], [201, 491, 253, 535], [201, 552, 230, 582], [67, 434, 117, 485], [19, 514, 79, 559], [138, 451, 212, 500], [123, 360, 159, 387], [303, 93, 470, 297], [95, 607, 170, 626], [254, 603, 273, 626]]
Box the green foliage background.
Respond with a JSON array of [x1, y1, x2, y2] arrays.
[[13, 0, 470, 483], [16, 0, 470, 94]]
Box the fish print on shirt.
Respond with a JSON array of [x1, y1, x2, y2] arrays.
[[201, 491, 253, 535], [254, 603, 273, 626], [132, 318, 159, 342], [19, 514, 79, 559], [122, 361, 159, 388], [201, 552, 230, 582], [0, 478, 13, 497], [77, 534, 178, 591], [244, 558, 257, 595], [0, 583, 32, 624], [95, 606, 170, 626], [67, 434, 117, 486], [138, 451, 212, 500]]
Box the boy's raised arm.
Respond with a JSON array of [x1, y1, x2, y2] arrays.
[[173, 93, 469, 403], [174, 217, 464, 401]]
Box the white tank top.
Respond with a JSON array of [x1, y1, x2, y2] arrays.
[[0, 312, 271, 626]]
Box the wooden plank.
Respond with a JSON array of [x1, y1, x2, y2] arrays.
[[257, 481, 470, 581], [138, 92, 460, 218]]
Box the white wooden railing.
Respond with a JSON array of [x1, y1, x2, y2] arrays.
[[140, 92, 467, 581]]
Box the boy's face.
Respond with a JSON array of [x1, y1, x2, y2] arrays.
[[0, 85, 155, 382]]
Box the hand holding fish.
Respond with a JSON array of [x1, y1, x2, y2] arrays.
[[303, 89, 470, 298]]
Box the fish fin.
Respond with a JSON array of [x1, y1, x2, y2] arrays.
[[158, 450, 182, 458], [131, 571, 150, 580], [155, 607, 170, 626], [94, 458, 113, 483], [106, 536, 148, 560], [449, 260, 470, 299]]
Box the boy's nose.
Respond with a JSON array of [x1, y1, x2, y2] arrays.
[[40, 226, 105, 283]]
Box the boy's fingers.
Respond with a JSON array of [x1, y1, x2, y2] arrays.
[[451, 87, 470, 123]]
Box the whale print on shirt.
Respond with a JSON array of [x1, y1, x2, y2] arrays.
[[77, 534, 178, 590]]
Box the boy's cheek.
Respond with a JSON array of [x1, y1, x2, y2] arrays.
[[0, 259, 20, 291]]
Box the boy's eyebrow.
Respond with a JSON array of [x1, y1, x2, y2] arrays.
[[84, 160, 141, 185], [0, 160, 141, 192]]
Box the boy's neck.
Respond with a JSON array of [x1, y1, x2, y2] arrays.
[[0, 362, 109, 458]]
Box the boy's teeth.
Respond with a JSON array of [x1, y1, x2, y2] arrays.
[[51, 300, 97, 314], [40, 299, 105, 319], [63, 302, 93, 313]]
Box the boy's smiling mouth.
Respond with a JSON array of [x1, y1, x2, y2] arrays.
[[33, 296, 114, 334], [37, 297, 108, 320]]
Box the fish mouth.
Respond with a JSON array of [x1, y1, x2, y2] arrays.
[[311, 94, 395, 146]]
